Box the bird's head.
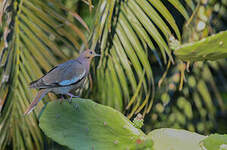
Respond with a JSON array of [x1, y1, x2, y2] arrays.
[[80, 49, 100, 60]]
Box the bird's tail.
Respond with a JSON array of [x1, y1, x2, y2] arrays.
[[24, 89, 50, 115]]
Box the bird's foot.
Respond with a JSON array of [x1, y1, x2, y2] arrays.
[[68, 97, 72, 104], [59, 95, 64, 104], [67, 93, 79, 103]]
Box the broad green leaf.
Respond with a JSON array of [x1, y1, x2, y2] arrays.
[[39, 99, 145, 150], [175, 31, 227, 61], [148, 128, 206, 150], [201, 134, 227, 150]]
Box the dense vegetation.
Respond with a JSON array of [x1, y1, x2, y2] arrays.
[[0, 0, 227, 149]]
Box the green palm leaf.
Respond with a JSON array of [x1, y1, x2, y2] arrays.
[[90, 0, 191, 117], [0, 0, 88, 149]]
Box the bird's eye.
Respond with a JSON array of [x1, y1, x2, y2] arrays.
[[89, 51, 93, 54]]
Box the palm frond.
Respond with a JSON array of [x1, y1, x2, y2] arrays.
[[0, 0, 88, 149], [90, 0, 192, 118]]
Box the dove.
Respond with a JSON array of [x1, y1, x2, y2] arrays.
[[24, 49, 99, 115]]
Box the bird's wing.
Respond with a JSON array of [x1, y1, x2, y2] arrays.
[[58, 63, 86, 86], [30, 60, 86, 88]]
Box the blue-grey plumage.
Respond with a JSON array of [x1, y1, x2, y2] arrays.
[[24, 49, 100, 115]]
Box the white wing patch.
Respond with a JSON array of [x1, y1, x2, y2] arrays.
[[59, 70, 86, 86]]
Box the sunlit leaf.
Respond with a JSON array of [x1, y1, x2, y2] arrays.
[[175, 31, 227, 61]]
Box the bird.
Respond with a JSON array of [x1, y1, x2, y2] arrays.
[[24, 49, 100, 115]]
